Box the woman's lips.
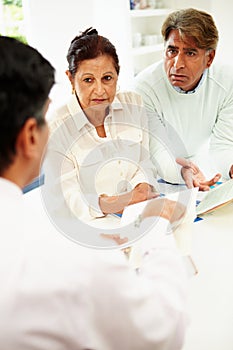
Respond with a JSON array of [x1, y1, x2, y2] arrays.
[[92, 99, 106, 103]]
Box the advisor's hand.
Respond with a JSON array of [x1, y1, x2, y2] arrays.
[[141, 198, 186, 224]]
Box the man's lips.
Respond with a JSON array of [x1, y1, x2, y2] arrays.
[[170, 74, 186, 81]]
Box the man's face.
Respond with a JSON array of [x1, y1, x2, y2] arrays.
[[164, 29, 215, 91], [32, 99, 50, 181]]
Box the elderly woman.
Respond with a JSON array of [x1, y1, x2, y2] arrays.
[[45, 28, 159, 223]]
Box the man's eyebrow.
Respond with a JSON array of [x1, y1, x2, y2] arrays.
[[183, 47, 198, 52], [166, 45, 178, 49]]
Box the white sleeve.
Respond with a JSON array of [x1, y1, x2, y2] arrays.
[[134, 81, 184, 184], [210, 97, 233, 179], [129, 104, 159, 191], [43, 130, 104, 221], [89, 217, 188, 350], [147, 110, 184, 184]]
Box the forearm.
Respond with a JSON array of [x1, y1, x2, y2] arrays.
[[99, 183, 159, 215], [99, 191, 134, 214]]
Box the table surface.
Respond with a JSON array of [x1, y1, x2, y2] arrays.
[[182, 201, 233, 350], [24, 186, 233, 349]]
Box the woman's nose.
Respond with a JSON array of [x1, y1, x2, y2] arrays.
[[94, 80, 105, 95]]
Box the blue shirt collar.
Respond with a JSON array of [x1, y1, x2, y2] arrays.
[[173, 69, 207, 94]]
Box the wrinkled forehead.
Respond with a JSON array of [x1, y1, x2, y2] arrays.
[[166, 29, 198, 48]]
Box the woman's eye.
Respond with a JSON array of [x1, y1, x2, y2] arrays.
[[84, 77, 92, 83], [103, 75, 112, 82]]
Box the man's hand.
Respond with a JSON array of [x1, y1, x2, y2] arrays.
[[176, 157, 221, 191], [229, 164, 233, 178]]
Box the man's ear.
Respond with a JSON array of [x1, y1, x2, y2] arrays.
[[16, 118, 39, 159], [206, 49, 215, 68]]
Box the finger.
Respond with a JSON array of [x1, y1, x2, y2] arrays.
[[199, 173, 221, 187], [194, 178, 209, 191], [100, 233, 128, 245], [148, 192, 160, 199], [230, 165, 233, 178]]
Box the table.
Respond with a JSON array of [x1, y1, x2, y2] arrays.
[[24, 185, 233, 349], [182, 202, 233, 350]]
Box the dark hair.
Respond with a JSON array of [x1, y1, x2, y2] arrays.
[[161, 8, 219, 50], [66, 27, 120, 77], [0, 36, 55, 173]]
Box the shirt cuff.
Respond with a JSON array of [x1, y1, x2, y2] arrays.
[[85, 194, 105, 218]]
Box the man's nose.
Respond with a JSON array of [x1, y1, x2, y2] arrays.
[[173, 53, 185, 69]]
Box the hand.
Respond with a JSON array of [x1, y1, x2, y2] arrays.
[[129, 183, 159, 206], [141, 198, 186, 224], [100, 233, 128, 245], [101, 234, 131, 255], [229, 164, 233, 178], [176, 157, 221, 191], [99, 183, 159, 215]]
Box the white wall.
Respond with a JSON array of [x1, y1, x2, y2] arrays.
[[22, 0, 233, 114], [22, 0, 133, 116], [210, 1, 233, 64], [175, 0, 233, 64]]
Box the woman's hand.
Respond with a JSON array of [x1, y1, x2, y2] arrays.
[[129, 183, 159, 205], [176, 157, 221, 191], [99, 183, 159, 215]]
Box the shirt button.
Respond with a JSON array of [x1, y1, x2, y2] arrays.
[[118, 160, 121, 164]]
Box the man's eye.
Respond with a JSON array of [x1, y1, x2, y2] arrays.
[[166, 49, 177, 56], [186, 51, 196, 57]]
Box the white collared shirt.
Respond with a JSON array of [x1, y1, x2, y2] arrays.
[[0, 178, 188, 350], [44, 91, 158, 223]]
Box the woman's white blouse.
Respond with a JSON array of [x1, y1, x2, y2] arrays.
[[45, 91, 158, 222]]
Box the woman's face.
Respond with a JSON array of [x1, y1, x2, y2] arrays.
[[67, 54, 118, 111]]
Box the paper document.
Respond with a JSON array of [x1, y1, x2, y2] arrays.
[[196, 179, 233, 216], [121, 188, 198, 255], [120, 188, 198, 275]]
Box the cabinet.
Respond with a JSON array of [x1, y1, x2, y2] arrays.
[[129, 4, 173, 76]]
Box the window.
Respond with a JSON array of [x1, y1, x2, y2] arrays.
[[0, 0, 27, 43]]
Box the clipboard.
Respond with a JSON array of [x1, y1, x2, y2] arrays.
[[196, 179, 233, 216]]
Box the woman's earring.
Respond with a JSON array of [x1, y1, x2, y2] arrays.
[[72, 86, 75, 94]]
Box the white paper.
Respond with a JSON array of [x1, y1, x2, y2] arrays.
[[196, 179, 233, 216]]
